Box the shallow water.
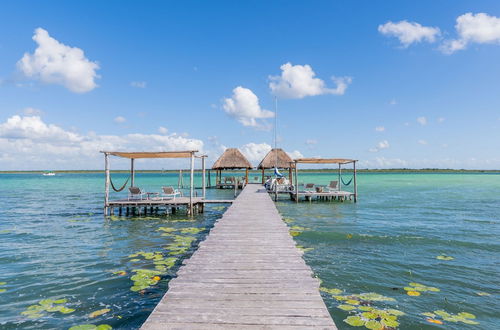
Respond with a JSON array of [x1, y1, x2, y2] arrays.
[[0, 172, 499, 329], [277, 173, 500, 329]]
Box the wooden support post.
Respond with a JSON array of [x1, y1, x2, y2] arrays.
[[261, 168, 265, 184], [202, 156, 206, 199], [208, 169, 211, 187], [130, 158, 135, 187], [353, 161, 357, 203], [338, 163, 342, 192], [294, 162, 299, 203], [104, 153, 110, 215], [189, 152, 194, 215], [245, 168, 249, 185]]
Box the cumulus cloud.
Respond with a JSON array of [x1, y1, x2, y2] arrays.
[[418, 139, 428, 145], [269, 62, 351, 99], [441, 13, 500, 54], [158, 126, 168, 134], [375, 126, 385, 132], [378, 20, 440, 47], [0, 115, 203, 170], [369, 140, 390, 153], [305, 139, 317, 145], [417, 116, 427, 125], [17, 28, 99, 93], [240, 142, 272, 164], [360, 157, 409, 168], [130, 81, 147, 88], [222, 86, 274, 129], [114, 116, 126, 123]]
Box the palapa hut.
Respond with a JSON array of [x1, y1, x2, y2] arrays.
[[212, 148, 253, 188], [257, 148, 294, 184]]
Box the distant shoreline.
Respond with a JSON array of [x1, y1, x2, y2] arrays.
[[1, 169, 499, 174]]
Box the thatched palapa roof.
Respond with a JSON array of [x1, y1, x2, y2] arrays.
[[212, 148, 252, 170], [258, 148, 294, 169]]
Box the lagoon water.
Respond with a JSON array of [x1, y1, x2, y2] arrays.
[[0, 172, 499, 329]]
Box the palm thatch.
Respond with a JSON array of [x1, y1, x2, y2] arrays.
[[212, 148, 252, 170], [258, 148, 295, 169]]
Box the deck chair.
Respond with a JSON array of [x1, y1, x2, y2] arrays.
[[326, 181, 338, 192], [304, 183, 315, 192], [128, 187, 146, 200], [161, 186, 182, 200]]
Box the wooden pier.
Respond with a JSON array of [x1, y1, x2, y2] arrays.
[[141, 184, 336, 329], [107, 197, 233, 216]]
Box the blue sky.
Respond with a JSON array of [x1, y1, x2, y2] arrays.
[[1, 0, 500, 170]]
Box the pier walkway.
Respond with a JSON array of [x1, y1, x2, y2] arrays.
[[141, 184, 337, 329]]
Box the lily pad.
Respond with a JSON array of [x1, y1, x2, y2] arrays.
[[386, 308, 405, 316], [362, 312, 378, 320], [346, 299, 360, 305], [407, 291, 420, 296], [364, 320, 384, 330], [476, 291, 490, 296], [426, 318, 443, 324], [320, 287, 343, 295], [69, 325, 112, 330], [89, 308, 111, 318], [338, 304, 357, 311], [421, 312, 436, 318], [344, 315, 365, 326], [358, 306, 374, 312], [436, 255, 454, 261], [457, 312, 475, 319], [381, 318, 399, 328]]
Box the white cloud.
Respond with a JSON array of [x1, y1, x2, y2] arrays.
[[22, 107, 43, 116], [158, 126, 168, 134], [287, 150, 303, 159], [418, 139, 428, 145], [389, 99, 397, 105], [375, 126, 385, 132], [369, 140, 390, 152], [441, 13, 500, 54], [437, 117, 445, 123], [240, 142, 272, 164], [17, 28, 99, 93], [0, 115, 203, 170], [417, 116, 427, 125], [305, 139, 317, 145], [378, 20, 440, 47], [269, 62, 351, 99], [130, 81, 147, 88], [222, 86, 274, 129], [114, 116, 126, 123], [360, 157, 409, 168]]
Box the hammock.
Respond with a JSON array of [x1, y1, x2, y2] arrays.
[[341, 175, 353, 186], [110, 175, 130, 192]]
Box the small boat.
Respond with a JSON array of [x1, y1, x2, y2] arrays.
[[42, 171, 56, 176]]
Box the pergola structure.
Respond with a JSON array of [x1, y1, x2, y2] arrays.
[[100, 150, 205, 214], [292, 158, 358, 202], [212, 148, 252, 187], [257, 148, 295, 184]]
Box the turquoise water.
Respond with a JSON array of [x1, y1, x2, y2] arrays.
[[277, 173, 500, 329], [0, 173, 499, 329]]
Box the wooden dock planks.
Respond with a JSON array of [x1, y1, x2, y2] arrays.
[[141, 184, 337, 329]]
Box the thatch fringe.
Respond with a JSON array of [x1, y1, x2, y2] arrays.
[[212, 148, 252, 170]]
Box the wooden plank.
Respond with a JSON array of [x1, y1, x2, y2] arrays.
[[141, 184, 336, 329]]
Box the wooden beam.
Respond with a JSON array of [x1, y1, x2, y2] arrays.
[[189, 153, 194, 214], [130, 158, 135, 187], [104, 153, 110, 215], [202, 156, 206, 199], [353, 161, 357, 203]]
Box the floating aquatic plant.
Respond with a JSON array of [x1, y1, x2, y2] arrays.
[[289, 225, 307, 237], [423, 310, 479, 325], [296, 245, 314, 253], [89, 308, 111, 318], [338, 304, 357, 311], [342, 307, 402, 329], [180, 227, 203, 234], [130, 269, 162, 292], [112, 270, 127, 276], [476, 291, 490, 296], [282, 217, 294, 224], [404, 282, 439, 296], [0, 282, 6, 293], [21, 298, 74, 319], [436, 255, 454, 261], [69, 325, 112, 330], [320, 287, 343, 295]]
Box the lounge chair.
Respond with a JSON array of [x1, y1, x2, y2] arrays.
[[128, 187, 146, 200], [304, 183, 315, 192], [161, 186, 182, 200], [326, 181, 339, 192]]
